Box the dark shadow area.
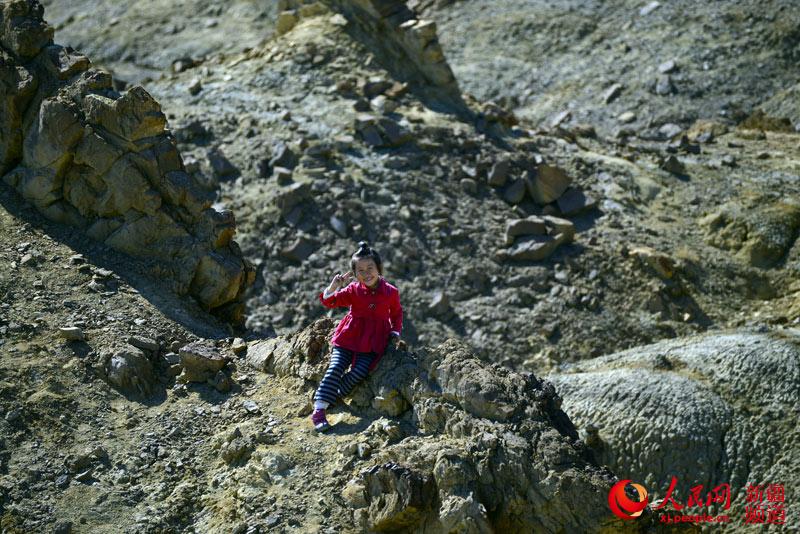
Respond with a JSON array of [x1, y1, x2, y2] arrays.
[[0, 184, 230, 340]]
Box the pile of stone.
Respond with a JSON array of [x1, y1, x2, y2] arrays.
[[496, 214, 576, 261], [0, 0, 254, 322]]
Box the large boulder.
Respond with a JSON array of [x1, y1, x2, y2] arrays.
[[547, 328, 800, 522], [247, 319, 645, 532], [0, 1, 254, 321]]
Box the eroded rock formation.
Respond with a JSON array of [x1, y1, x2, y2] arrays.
[[548, 328, 800, 523], [247, 318, 646, 532], [0, 0, 254, 321]]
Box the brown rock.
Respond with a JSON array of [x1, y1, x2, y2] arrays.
[[503, 178, 526, 204], [505, 216, 546, 245], [527, 165, 572, 204]]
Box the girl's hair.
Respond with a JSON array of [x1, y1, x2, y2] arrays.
[[351, 241, 383, 276]]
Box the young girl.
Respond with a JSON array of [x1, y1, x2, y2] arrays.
[[311, 241, 403, 432]]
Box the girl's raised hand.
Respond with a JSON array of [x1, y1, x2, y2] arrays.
[[330, 271, 353, 290]]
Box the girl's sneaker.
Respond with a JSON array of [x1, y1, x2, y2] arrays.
[[311, 409, 330, 432]]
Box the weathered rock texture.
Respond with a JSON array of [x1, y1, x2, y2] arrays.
[[313, 0, 466, 113], [0, 0, 254, 321], [247, 318, 646, 533], [548, 328, 800, 527]]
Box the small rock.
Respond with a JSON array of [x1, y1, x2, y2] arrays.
[[550, 110, 571, 128], [59, 326, 85, 342], [505, 216, 546, 246], [209, 371, 232, 393], [603, 83, 623, 104], [661, 155, 686, 174], [655, 74, 673, 95], [276, 10, 297, 35], [55, 474, 70, 489], [188, 78, 202, 96], [527, 165, 572, 204], [273, 166, 293, 185], [428, 291, 450, 316], [460, 178, 477, 195], [506, 235, 558, 261], [556, 188, 597, 215], [658, 123, 682, 139], [127, 336, 159, 353], [207, 148, 238, 179], [54, 521, 72, 534], [269, 143, 297, 170], [658, 59, 677, 73], [503, 179, 526, 204], [74, 469, 92, 483], [231, 338, 247, 355], [280, 237, 317, 263], [178, 342, 228, 383], [243, 400, 260, 414], [330, 215, 348, 237], [487, 160, 510, 188], [618, 111, 636, 123], [639, 1, 661, 16]]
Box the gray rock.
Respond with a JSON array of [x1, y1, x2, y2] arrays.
[[487, 159, 509, 187], [178, 342, 228, 383], [660, 155, 685, 174], [273, 182, 310, 215], [527, 165, 572, 204], [556, 188, 597, 215], [207, 148, 238, 178], [269, 143, 297, 170], [506, 235, 558, 261], [58, 326, 85, 341], [639, 1, 661, 16], [273, 166, 293, 185], [428, 291, 450, 316], [105, 345, 156, 397], [602, 83, 623, 104], [502, 178, 526, 204], [658, 59, 677, 73], [548, 329, 800, 520], [655, 74, 673, 95], [188, 77, 202, 95], [504, 216, 546, 246], [127, 335, 159, 353], [330, 215, 348, 237], [280, 237, 316, 263]]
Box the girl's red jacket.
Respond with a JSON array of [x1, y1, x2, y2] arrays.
[[318, 276, 403, 373]]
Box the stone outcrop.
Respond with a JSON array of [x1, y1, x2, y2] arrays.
[[547, 328, 800, 523], [247, 319, 646, 532], [0, 0, 254, 321], [699, 196, 800, 268], [312, 0, 466, 113]]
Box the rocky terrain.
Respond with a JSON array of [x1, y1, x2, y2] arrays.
[[2, 0, 800, 532]]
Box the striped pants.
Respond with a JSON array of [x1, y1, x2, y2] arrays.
[[313, 345, 374, 406]]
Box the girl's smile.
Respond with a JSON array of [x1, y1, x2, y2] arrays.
[[355, 257, 380, 288]]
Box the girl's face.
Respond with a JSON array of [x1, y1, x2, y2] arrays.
[[354, 258, 379, 288]]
